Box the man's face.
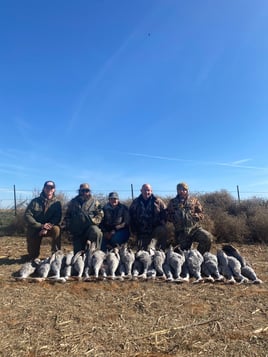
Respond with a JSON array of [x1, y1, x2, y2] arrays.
[[44, 182, 55, 199], [80, 188, 91, 200], [177, 186, 188, 199], [109, 197, 119, 207], [141, 184, 152, 200]]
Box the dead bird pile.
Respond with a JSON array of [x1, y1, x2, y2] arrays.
[[13, 240, 263, 284]]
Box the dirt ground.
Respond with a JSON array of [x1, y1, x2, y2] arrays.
[[0, 236, 267, 357]]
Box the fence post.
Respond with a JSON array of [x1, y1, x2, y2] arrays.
[[236, 185, 241, 204], [13, 184, 17, 216], [131, 184, 134, 201]]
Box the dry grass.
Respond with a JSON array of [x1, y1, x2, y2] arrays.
[[0, 236, 267, 357]]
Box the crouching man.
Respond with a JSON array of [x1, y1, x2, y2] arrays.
[[167, 182, 213, 255], [24, 180, 62, 260], [63, 183, 103, 254]]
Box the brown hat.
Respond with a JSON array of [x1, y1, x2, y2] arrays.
[[177, 182, 189, 190], [79, 183, 90, 190]]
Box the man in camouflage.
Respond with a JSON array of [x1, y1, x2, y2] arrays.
[[63, 183, 104, 254], [167, 182, 212, 254], [129, 183, 167, 250]]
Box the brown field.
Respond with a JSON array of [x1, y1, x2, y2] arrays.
[[0, 236, 267, 357]]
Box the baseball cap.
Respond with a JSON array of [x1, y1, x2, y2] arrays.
[[109, 192, 119, 199]]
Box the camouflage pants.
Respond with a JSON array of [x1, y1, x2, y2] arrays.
[[137, 225, 168, 250], [72, 225, 103, 254], [27, 225, 61, 260], [175, 227, 213, 255]]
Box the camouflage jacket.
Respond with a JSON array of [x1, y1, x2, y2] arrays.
[[129, 194, 167, 236], [167, 195, 204, 233], [100, 202, 129, 232], [24, 192, 62, 230], [64, 195, 104, 235]]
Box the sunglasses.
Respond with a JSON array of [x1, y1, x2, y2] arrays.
[[81, 189, 90, 193], [45, 185, 55, 189]]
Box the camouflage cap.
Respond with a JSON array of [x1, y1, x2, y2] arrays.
[[79, 183, 90, 190], [177, 182, 189, 190]]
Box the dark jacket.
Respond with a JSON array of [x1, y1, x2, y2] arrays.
[[100, 202, 129, 233], [129, 194, 167, 236], [24, 192, 62, 230]]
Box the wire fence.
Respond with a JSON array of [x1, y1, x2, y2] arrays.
[[1, 184, 268, 212]]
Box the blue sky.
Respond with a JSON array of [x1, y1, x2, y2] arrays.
[[1, 0, 268, 207]]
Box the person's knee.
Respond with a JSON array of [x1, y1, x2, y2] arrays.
[[111, 229, 130, 247], [50, 225, 61, 238], [89, 225, 102, 236], [193, 228, 213, 254], [87, 226, 102, 249], [152, 225, 168, 249]]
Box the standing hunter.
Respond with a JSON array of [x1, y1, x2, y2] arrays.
[[167, 182, 212, 254], [63, 183, 104, 254]]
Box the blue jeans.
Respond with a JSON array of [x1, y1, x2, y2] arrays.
[[101, 228, 130, 252]]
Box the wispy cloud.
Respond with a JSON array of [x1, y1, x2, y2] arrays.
[[123, 152, 268, 171], [230, 159, 252, 165], [68, 29, 141, 132]]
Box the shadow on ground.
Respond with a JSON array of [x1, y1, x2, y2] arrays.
[[0, 255, 29, 266]]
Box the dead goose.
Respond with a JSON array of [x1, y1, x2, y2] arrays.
[[104, 247, 120, 279], [133, 248, 153, 279], [152, 248, 166, 279], [15, 260, 39, 281], [49, 250, 66, 282], [222, 244, 262, 283], [35, 257, 51, 281], [217, 249, 236, 283], [221, 244, 247, 267], [61, 251, 74, 280], [227, 255, 248, 283], [147, 239, 166, 279], [118, 243, 135, 279], [71, 250, 86, 280], [91, 248, 106, 279], [217, 250, 248, 284], [241, 265, 262, 284], [83, 241, 96, 280], [201, 252, 224, 282], [184, 249, 204, 283], [163, 245, 185, 282]]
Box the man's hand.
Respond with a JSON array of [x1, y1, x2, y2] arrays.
[[39, 223, 53, 236], [43, 223, 53, 230], [39, 229, 48, 237], [104, 231, 115, 240]]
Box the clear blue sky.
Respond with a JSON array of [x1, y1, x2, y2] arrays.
[[1, 0, 268, 206]]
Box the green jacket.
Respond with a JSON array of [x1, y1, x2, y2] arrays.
[[64, 195, 104, 235], [24, 192, 62, 230]]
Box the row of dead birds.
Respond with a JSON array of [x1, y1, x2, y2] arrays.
[[14, 239, 263, 284]]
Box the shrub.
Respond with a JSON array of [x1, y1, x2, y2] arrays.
[[212, 210, 250, 243], [246, 205, 268, 244], [1, 190, 268, 245], [2, 210, 26, 236]]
